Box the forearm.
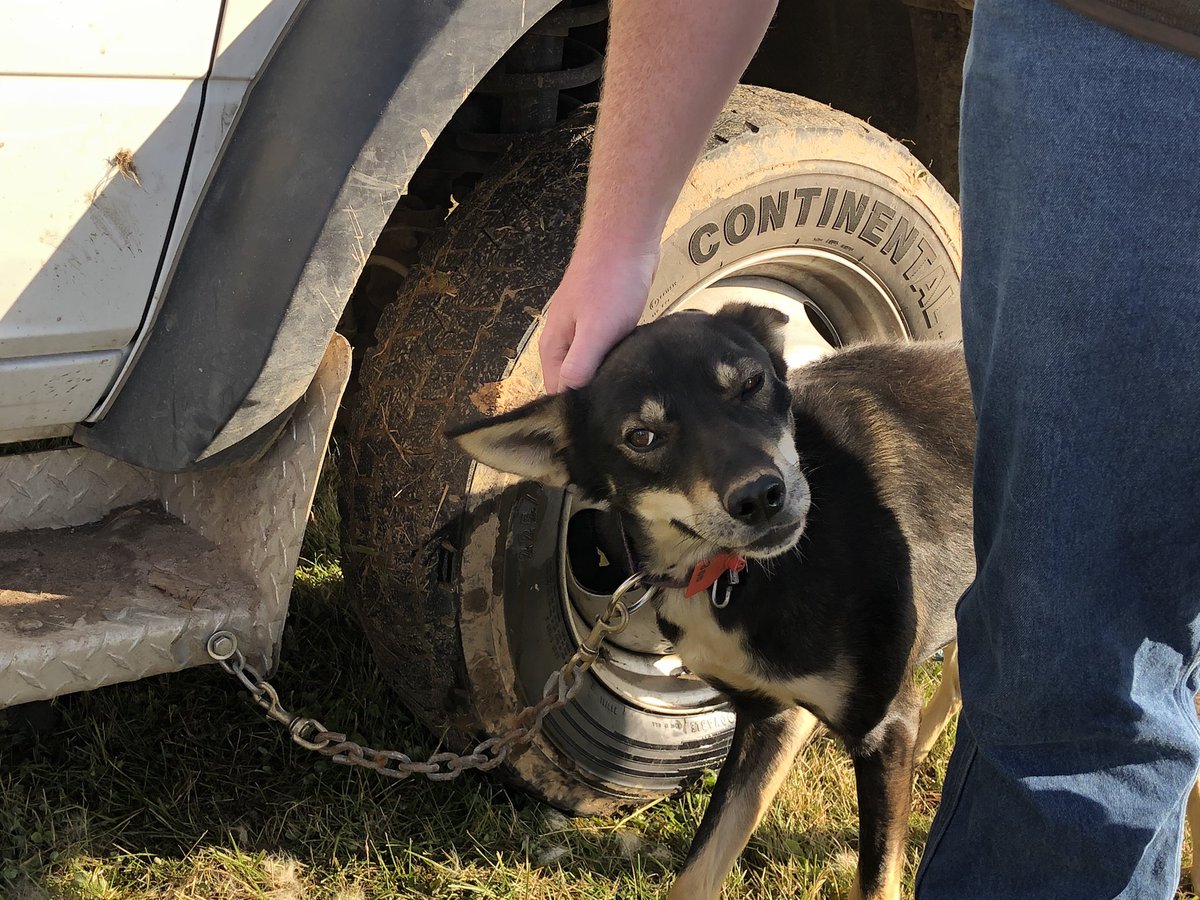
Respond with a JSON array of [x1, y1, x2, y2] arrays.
[[539, 0, 776, 391], [573, 0, 779, 259]]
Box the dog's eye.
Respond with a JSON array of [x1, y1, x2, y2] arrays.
[[741, 372, 765, 397], [625, 428, 658, 451]]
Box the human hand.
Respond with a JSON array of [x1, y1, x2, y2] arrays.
[[538, 246, 659, 392]]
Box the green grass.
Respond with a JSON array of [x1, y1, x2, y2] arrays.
[[1, 462, 1196, 899]]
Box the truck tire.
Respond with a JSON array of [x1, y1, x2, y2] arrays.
[[340, 85, 961, 814]]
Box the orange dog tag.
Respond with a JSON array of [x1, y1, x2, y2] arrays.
[[685, 552, 747, 597]]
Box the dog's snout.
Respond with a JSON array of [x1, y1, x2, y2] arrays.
[[724, 474, 787, 525]]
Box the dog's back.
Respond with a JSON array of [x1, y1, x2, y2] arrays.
[[790, 341, 976, 660]]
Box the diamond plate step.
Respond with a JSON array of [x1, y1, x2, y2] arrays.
[[0, 335, 350, 709]]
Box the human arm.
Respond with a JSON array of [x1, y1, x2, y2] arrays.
[[538, 0, 779, 392]]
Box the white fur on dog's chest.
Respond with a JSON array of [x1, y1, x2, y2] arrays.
[[657, 590, 851, 722], [659, 591, 759, 692]]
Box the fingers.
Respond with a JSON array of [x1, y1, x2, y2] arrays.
[[543, 307, 642, 392], [557, 341, 606, 391], [538, 250, 658, 392], [557, 320, 626, 390], [538, 307, 576, 394]]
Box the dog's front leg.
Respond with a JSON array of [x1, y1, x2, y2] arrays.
[[668, 705, 819, 900], [848, 689, 921, 900]]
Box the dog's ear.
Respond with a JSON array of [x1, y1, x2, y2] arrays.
[[446, 394, 570, 486], [715, 302, 789, 370]]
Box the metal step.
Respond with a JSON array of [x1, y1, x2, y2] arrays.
[[0, 335, 350, 709]]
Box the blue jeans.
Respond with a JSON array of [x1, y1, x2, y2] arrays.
[[914, 1, 1200, 897]]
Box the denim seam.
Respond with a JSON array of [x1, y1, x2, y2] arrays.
[[914, 718, 978, 895], [1175, 653, 1200, 745]]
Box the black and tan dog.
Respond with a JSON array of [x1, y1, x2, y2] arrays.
[[449, 305, 976, 899]]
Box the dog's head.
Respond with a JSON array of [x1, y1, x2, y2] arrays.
[[448, 304, 811, 576]]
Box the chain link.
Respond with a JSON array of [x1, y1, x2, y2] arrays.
[[207, 574, 658, 782]]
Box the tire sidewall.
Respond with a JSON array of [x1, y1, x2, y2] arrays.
[[651, 153, 961, 341]]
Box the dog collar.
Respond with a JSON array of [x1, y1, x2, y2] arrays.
[[616, 512, 746, 598]]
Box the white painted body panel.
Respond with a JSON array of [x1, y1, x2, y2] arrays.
[[0, 76, 202, 358], [90, 0, 306, 421], [0, 350, 122, 429], [0, 0, 301, 438], [212, 0, 304, 80], [0, 2, 220, 78]]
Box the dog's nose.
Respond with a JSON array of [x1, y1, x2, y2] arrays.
[[724, 474, 787, 525]]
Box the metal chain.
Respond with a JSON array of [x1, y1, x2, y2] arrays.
[[207, 574, 658, 782]]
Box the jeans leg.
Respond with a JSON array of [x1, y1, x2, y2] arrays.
[[915, 0, 1200, 897]]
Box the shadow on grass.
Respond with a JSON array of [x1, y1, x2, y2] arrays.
[[0, 566, 558, 894]]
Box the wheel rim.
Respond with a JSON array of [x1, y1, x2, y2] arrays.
[[559, 247, 910, 714]]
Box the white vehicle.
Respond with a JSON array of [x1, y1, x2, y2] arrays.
[[0, 0, 969, 812]]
